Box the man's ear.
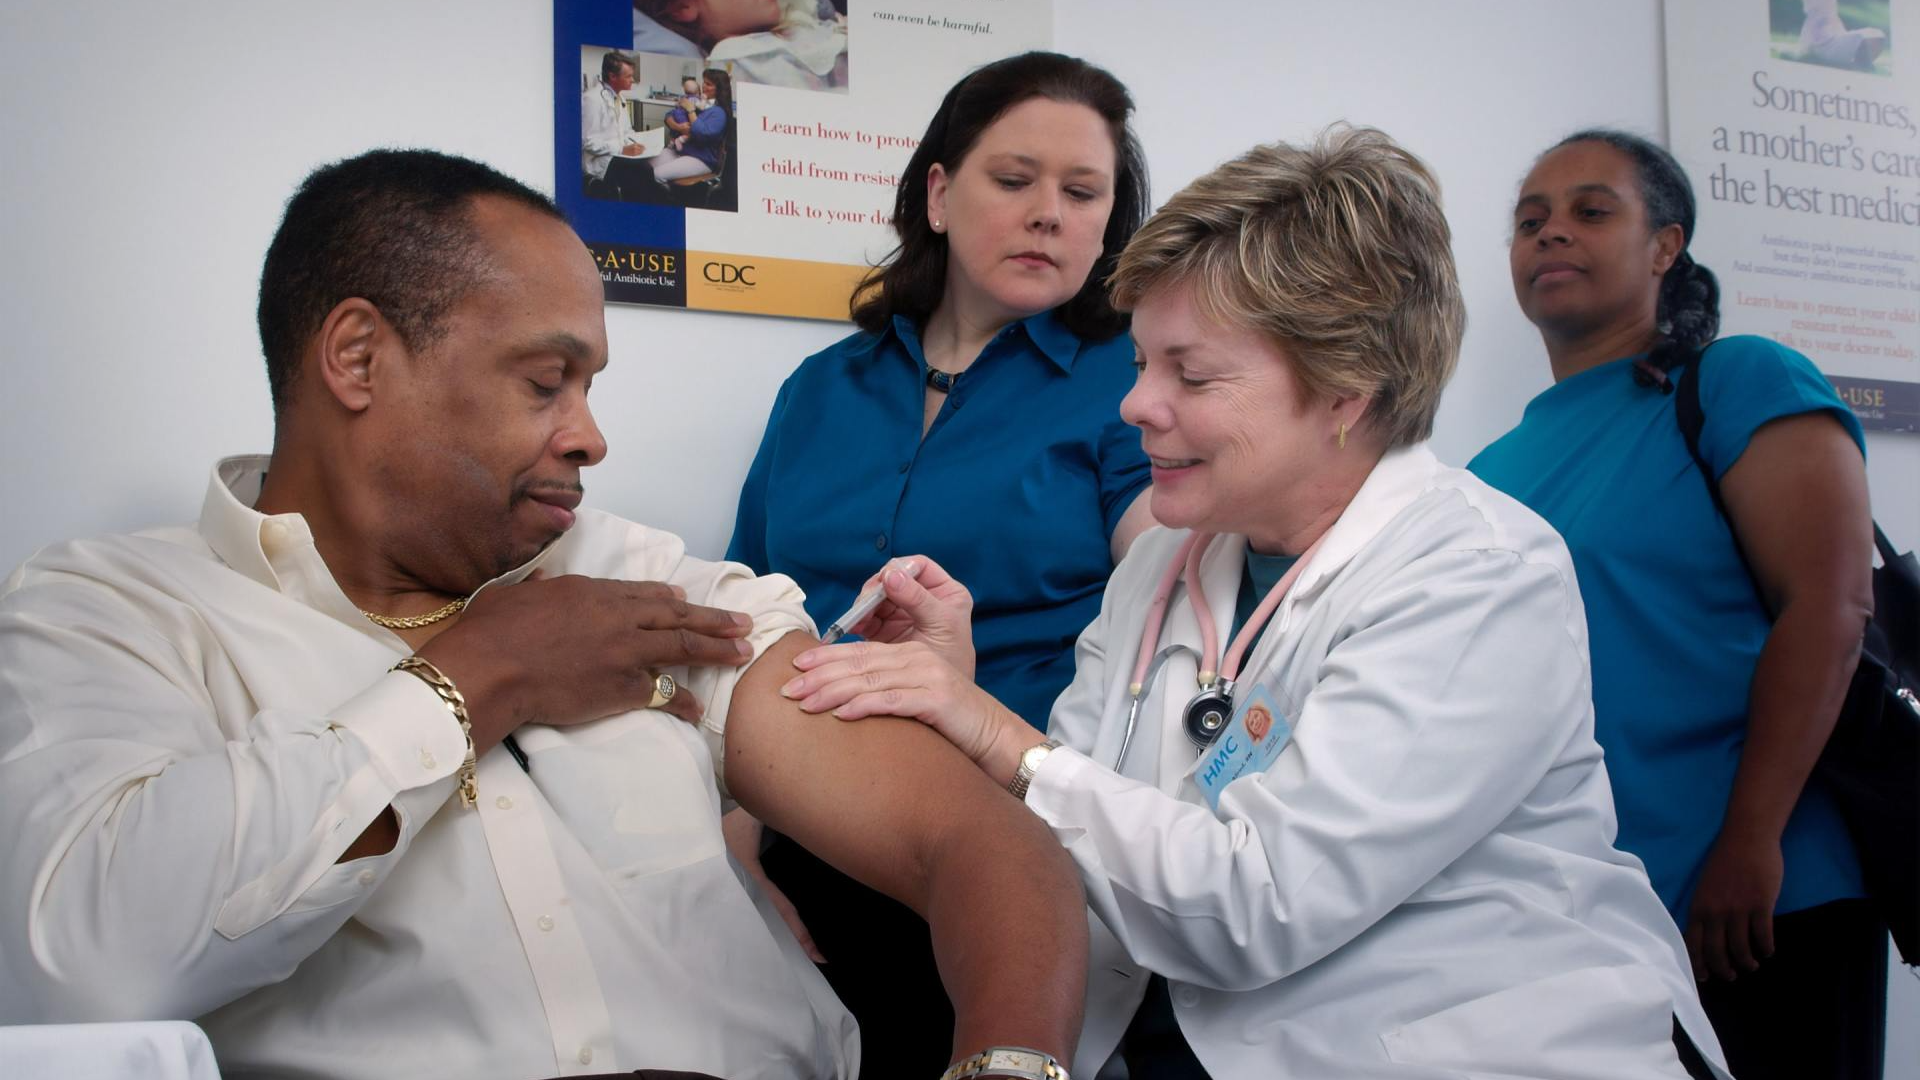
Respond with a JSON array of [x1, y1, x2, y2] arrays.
[[312, 297, 386, 413]]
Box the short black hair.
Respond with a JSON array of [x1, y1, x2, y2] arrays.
[[255, 148, 566, 414]]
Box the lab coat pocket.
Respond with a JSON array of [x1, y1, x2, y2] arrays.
[[1379, 963, 1686, 1079]]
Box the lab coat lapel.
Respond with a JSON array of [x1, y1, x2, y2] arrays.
[[1234, 445, 1443, 723], [1273, 444, 1441, 622]]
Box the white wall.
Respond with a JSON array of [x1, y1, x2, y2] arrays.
[[0, 0, 1911, 1066]]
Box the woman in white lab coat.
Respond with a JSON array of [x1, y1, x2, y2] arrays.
[[781, 127, 1735, 1080]]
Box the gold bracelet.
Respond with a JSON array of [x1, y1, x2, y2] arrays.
[[392, 656, 478, 808]]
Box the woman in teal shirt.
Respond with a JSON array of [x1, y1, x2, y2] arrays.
[[1470, 129, 1881, 1080], [725, 52, 1155, 1078]]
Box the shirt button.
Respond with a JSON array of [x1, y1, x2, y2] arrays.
[[874, 534, 888, 550], [537, 914, 555, 932], [577, 1047, 594, 1066], [898, 461, 910, 474], [418, 749, 437, 770], [495, 795, 514, 810], [1173, 986, 1200, 1008], [356, 869, 377, 886]]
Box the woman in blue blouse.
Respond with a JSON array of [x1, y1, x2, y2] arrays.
[[1470, 130, 1882, 1080], [651, 68, 730, 182], [725, 51, 1155, 1078]]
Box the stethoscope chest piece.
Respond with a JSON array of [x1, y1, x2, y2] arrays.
[[1131, 529, 1324, 759], [1183, 680, 1235, 748]]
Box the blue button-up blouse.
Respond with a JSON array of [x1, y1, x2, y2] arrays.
[[727, 310, 1150, 729]]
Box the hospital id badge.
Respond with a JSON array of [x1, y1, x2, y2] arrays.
[[1193, 683, 1292, 811]]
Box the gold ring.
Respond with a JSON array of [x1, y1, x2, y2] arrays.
[[647, 672, 677, 710]]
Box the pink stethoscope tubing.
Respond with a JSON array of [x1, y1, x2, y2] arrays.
[[1114, 531, 1324, 769]]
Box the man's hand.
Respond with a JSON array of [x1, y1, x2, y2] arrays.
[[621, 143, 647, 157], [417, 574, 754, 752]]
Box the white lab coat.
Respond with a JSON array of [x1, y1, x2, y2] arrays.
[[1026, 444, 1732, 1079], [581, 80, 639, 181]]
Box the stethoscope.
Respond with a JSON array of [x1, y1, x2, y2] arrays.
[[1113, 530, 1323, 771]]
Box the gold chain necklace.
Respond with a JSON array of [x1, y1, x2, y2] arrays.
[[361, 596, 469, 630]]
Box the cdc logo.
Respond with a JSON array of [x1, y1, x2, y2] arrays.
[[703, 261, 756, 286]]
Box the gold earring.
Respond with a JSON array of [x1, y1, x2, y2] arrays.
[[1337, 422, 1348, 450]]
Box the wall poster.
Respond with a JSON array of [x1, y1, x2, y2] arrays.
[[555, 0, 1051, 321], [1667, 0, 1919, 431]]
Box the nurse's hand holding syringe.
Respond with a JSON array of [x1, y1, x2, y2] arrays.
[[811, 555, 977, 679], [818, 559, 923, 643], [785, 553, 1010, 768]]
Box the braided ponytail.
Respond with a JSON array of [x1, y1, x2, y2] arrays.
[[1549, 129, 1721, 390], [1647, 250, 1719, 385]]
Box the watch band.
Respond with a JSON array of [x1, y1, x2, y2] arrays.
[[1007, 738, 1061, 802], [938, 1046, 1070, 1080]]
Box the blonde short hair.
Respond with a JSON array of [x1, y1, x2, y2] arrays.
[[1109, 126, 1465, 447]]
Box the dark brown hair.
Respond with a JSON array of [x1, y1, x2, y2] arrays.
[[850, 51, 1149, 341]]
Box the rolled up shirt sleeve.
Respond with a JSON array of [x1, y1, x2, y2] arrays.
[[0, 568, 465, 1023], [623, 525, 815, 800]]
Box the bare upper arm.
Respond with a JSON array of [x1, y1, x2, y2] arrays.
[[722, 630, 1021, 915], [1717, 411, 1873, 617]]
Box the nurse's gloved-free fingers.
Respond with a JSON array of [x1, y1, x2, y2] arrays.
[[780, 639, 1007, 765]]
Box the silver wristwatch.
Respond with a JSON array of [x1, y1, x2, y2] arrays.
[[939, 1046, 1070, 1080], [1007, 739, 1061, 802]]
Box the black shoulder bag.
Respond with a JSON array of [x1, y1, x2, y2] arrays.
[[1674, 352, 1919, 963]]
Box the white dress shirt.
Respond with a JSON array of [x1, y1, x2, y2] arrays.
[[0, 457, 857, 1080], [581, 79, 639, 180], [1028, 444, 1733, 1080]]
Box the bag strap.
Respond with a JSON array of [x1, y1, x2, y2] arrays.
[[1674, 351, 1770, 614], [1675, 351, 1896, 599]]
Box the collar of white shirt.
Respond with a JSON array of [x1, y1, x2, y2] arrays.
[[199, 454, 551, 625]]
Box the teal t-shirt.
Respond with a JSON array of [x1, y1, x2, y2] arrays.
[[1469, 335, 1867, 921], [1234, 546, 1302, 638]]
